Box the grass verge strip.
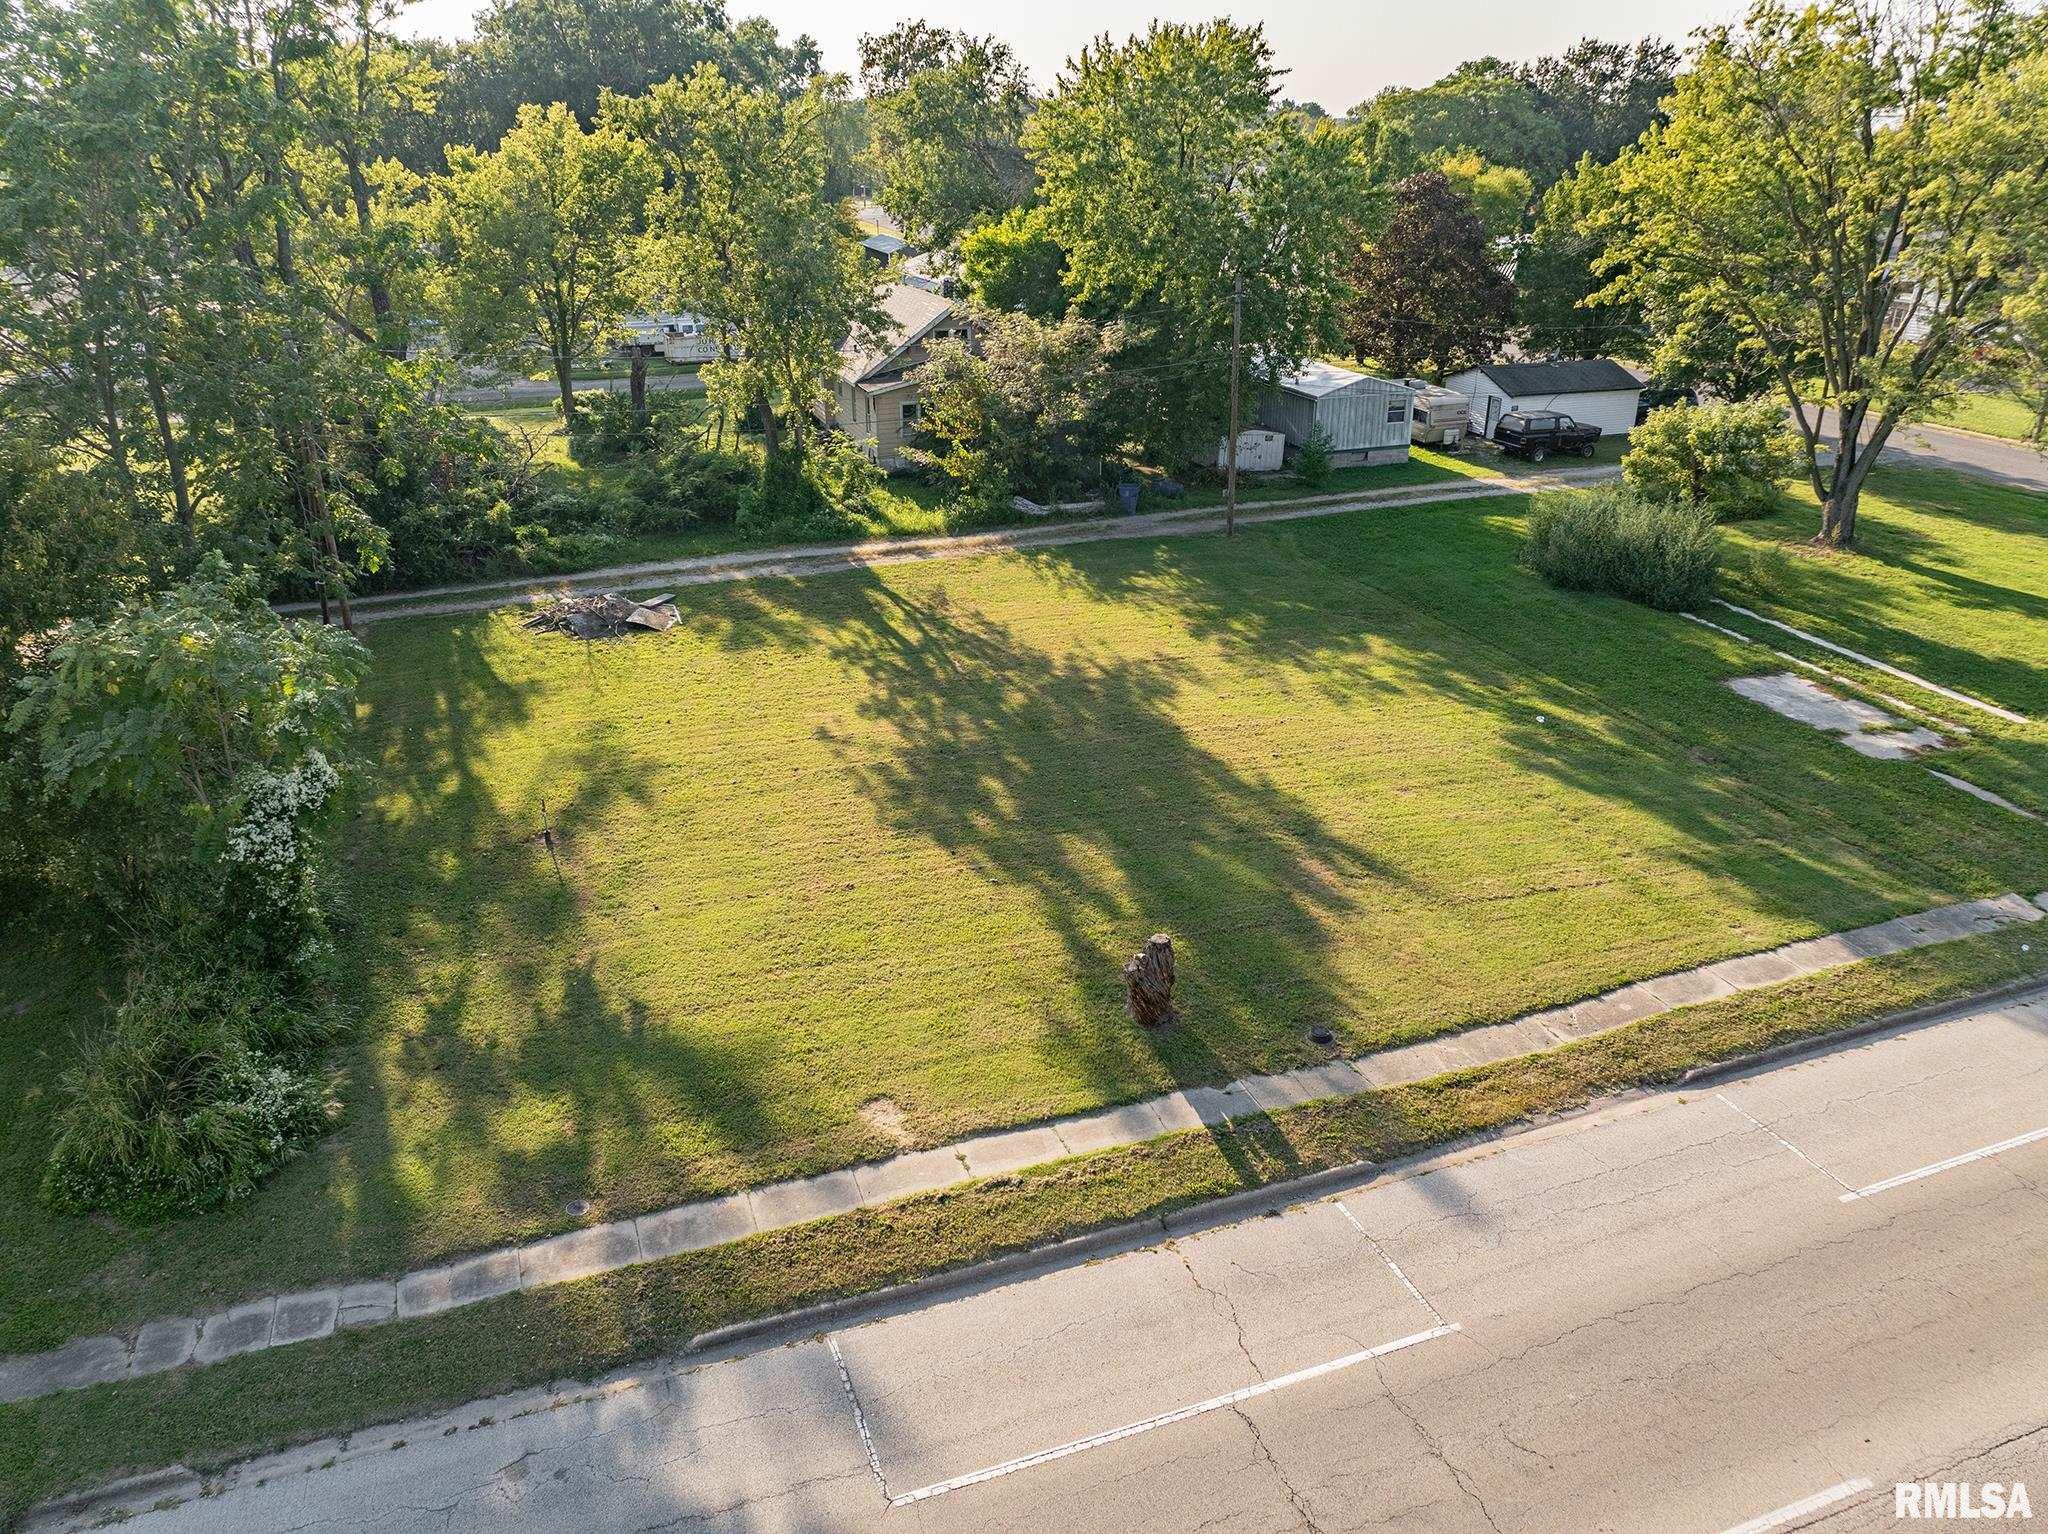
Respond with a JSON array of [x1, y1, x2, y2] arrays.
[[5, 926, 2044, 1525]]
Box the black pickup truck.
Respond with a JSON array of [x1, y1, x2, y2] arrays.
[[1493, 410, 1601, 462]]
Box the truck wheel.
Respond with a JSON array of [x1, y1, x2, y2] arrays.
[[1531, 447, 1547, 463], [1581, 443, 1595, 458]]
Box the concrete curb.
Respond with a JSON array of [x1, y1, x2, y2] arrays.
[[1677, 974, 2048, 1088], [686, 973, 2048, 1362], [17, 1466, 203, 1533]]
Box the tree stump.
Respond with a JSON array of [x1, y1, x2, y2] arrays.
[[1124, 934, 1178, 1027]]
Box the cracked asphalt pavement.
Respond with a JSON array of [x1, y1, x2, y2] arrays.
[[60, 987, 2048, 1533]]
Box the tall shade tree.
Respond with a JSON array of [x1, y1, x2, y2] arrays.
[[1517, 157, 1649, 360], [610, 64, 879, 460], [436, 102, 654, 419], [425, 0, 818, 156], [1026, 20, 1362, 464], [860, 25, 1033, 245], [1597, 0, 2048, 546], [0, 0, 437, 619], [1341, 171, 1512, 379]]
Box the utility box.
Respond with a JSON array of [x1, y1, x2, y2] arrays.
[[1217, 429, 1285, 473]]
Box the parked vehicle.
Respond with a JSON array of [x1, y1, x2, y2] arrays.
[[1403, 382, 1471, 447], [1493, 410, 1601, 462], [1634, 382, 1700, 425]]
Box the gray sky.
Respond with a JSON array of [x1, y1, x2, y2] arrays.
[[396, 0, 1743, 111]]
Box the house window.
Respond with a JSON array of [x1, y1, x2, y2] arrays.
[[901, 400, 922, 426], [1387, 400, 1409, 424]]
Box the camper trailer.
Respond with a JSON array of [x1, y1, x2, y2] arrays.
[[1403, 382, 1470, 447]]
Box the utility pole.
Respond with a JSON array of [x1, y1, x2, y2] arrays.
[[1226, 271, 1243, 539]]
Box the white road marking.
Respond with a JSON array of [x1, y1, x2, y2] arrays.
[[885, 1322, 1462, 1506], [1335, 1199, 1447, 1324], [827, 1335, 888, 1499], [1839, 1125, 2048, 1202], [1719, 1476, 1875, 1533], [1716, 1094, 1858, 1196]]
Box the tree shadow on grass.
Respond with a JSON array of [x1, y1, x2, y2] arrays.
[[709, 572, 1416, 1111], [1017, 499, 2045, 945]]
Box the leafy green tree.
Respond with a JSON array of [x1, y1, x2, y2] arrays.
[[1517, 158, 1647, 359], [1027, 20, 1362, 464], [959, 205, 1067, 318], [1357, 60, 1568, 188], [1432, 149, 1531, 243], [427, 0, 818, 155], [912, 310, 1125, 502], [612, 64, 879, 461], [1595, 0, 2048, 546], [1623, 400, 1803, 519], [1520, 38, 1679, 168], [436, 102, 654, 420], [861, 26, 1033, 245], [0, 0, 433, 618], [1340, 171, 1512, 378], [1356, 40, 1676, 195], [1986, 269, 2048, 442]]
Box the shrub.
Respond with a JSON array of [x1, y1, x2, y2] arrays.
[[1527, 486, 1720, 610], [40, 945, 343, 1214], [565, 391, 701, 463], [1622, 399, 1802, 521], [1293, 426, 1333, 487], [6, 558, 365, 1212], [627, 439, 753, 526]]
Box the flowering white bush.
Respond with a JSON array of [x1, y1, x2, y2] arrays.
[[225, 750, 340, 890]]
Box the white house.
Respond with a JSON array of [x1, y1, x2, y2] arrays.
[[1256, 361, 1413, 467], [1444, 359, 1643, 440]]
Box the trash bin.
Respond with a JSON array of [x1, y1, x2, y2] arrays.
[[1117, 482, 1141, 515]]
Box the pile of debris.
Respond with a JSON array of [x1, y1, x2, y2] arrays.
[[522, 591, 679, 640]]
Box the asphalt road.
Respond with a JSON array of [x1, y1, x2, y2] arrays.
[[443, 371, 707, 406], [1819, 409, 2048, 494], [60, 985, 2048, 1533]]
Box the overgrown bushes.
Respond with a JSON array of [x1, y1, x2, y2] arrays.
[[4, 558, 365, 1213], [1527, 485, 1720, 610], [1622, 399, 1801, 520]]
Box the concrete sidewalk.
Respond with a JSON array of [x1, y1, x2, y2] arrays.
[[3, 890, 2040, 1411]]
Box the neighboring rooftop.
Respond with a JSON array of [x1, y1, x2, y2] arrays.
[[1463, 358, 1643, 395], [838, 282, 956, 385], [862, 232, 914, 259], [1275, 359, 1392, 398]]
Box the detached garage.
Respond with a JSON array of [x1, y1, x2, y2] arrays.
[[1445, 359, 1643, 441], [1257, 362, 1413, 467]]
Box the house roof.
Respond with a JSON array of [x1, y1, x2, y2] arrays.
[[1459, 358, 1642, 396], [839, 282, 956, 387], [1275, 359, 1391, 399], [862, 232, 914, 257]]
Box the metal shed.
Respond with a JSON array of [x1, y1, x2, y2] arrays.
[[1257, 362, 1414, 467]]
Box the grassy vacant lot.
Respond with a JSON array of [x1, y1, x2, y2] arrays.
[[4, 469, 2042, 1358]]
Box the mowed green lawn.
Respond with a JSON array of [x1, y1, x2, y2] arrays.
[[1719, 467, 2048, 815], [4, 479, 2044, 1351], [1935, 391, 2042, 442]]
